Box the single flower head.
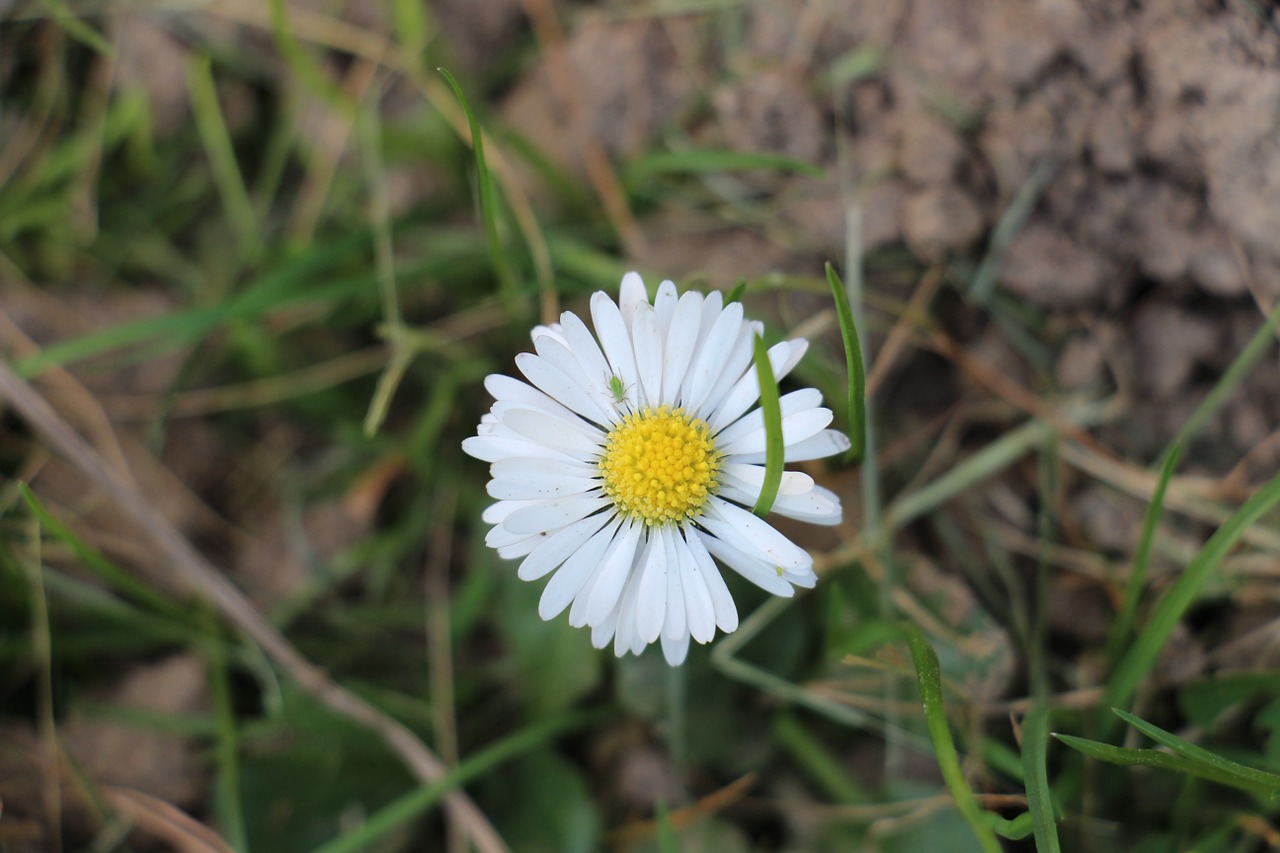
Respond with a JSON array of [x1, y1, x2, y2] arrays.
[[463, 272, 848, 665]]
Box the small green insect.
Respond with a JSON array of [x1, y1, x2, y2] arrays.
[[605, 373, 633, 408]]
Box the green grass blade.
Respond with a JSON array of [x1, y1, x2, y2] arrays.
[[186, 54, 259, 259], [901, 624, 1002, 853], [18, 484, 185, 620], [1105, 470, 1280, 717], [34, 0, 114, 56], [1020, 705, 1062, 853], [1112, 708, 1280, 791], [655, 799, 679, 853], [204, 607, 248, 852], [438, 67, 516, 297], [1107, 443, 1181, 663], [725, 278, 747, 305], [825, 262, 866, 463], [1053, 732, 1277, 797], [625, 148, 826, 182], [309, 709, 602, 853], [751, 333, 783, 517], [1172, 302, 1280, 450]]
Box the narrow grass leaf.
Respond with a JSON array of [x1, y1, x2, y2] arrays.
[[1020, 705, 1062, 853], [901, 624, 1002, 853], [439, 67, 516, 297], [1172, 301, 1280, 451], [1107, 443, 1181, 663], [750, 333, 784, 518], [626, 149, 825, 182], [203, 607, 248, 853], [35, 0, 114, 56], [186, 54, 259, 258], [886, 399, 1111, 532], [1112, 708, 1280, 792], [967, 154, 1058, 306], [1053, 733, 1277, 797], [825, 263, 866, 463], [1105, 470, 1280, 716], [19, 484, 185, 620], [655, 799, 679, 853], [309, 709, 602, 853], [725, 278, 747, 305]]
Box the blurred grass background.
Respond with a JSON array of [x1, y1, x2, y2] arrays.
[[3, 1, 1280, 851]]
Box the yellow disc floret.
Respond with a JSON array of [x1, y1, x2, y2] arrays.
[[598, 406, 721, 527]]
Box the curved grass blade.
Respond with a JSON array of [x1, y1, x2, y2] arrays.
[[1053, 732, 1279, 797], [1106, 443, 1181, 663], [1105, 470, 1280, 718], [1112, 708, 1280, 792], [1020, 705, 1062, 853], [825, 263, 866, 463], [901, 624, 1002, 853], [438, 67, 516, 297], [750, 333, 784, 518], [725, 278, 747, 305]]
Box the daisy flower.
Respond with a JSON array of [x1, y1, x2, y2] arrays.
[[463, 272, 848, 665]]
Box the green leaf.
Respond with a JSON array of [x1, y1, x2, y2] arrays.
[[1112, 708, 1280, 793], [1105, 470, 1280, 718], [438, 67, 516, 297], [750, 333, 783, 517], [825, 262, 866, 463], [1052, 732, 1278, 797], [901, 624, 1002, 853], [1107, 443, 1181, 663], [1020, 705, 1062, 853]]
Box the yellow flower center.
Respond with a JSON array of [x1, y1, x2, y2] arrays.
[[598, 406, 721, 527]]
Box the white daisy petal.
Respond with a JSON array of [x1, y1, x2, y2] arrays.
[[538, 520, 620, 620], [714, 388, 826, 447], [682, 300, 744, 410], [613, 554, 645, 657], [661, 633, 690, 665], [618, 271, 649, 329], [518, 513, 614, 581], [591, 291, 641, 400], [503, 496, 609, 535], [697, 529, 796, 597], [702, 497, 811, 570], [482, 500, 532, 525], [734, 428, 852, 464], [634, 531, 669, 644], [677, 540, 716, 643], [707, 340, 795, 432], [497, 536, 544, 560], [503, 408, 603, 459], [662, 292, 702, 405], [631, 303, 663, 408], [768, 485, 843, 526], [484, 374, 583, 424], [685, 531, 738, 632], [662, 530, 687, 642], [533, 335, 616, 421], [583, 520, 644, 627], [530, 323, 567, 347], [719, 407, 835, 457], [570, 520, 635, 628], [558, 310, 622, 414], [516, 352, 611, 425], [653, 280, 680, 338], [720, 463, 814, 496], [463, 435, 578, 464], [699, 321, 761, 417]]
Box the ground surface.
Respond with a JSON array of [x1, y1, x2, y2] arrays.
[[2, 1, 1280, 851]]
